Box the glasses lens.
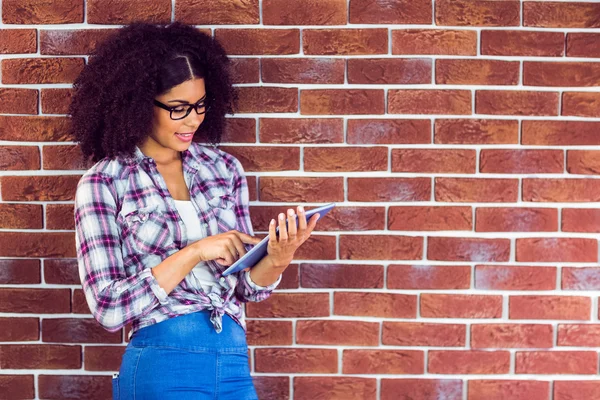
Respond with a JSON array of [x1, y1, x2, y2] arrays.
[[171, 107, 189, 120]]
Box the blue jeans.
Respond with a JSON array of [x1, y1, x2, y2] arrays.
[[112, 310, 258, 400]]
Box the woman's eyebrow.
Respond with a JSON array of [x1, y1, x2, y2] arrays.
[[167, 94, 207, 104]]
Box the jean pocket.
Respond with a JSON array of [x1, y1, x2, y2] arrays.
[[112, 373, 119, 399]]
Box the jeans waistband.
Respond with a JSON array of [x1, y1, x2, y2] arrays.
[[129, 310, 247, 353]]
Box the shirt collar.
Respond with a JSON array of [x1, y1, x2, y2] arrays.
[[126, 144, 202, 171]]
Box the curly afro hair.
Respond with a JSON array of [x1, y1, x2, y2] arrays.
[[69, 21, 237, 163]]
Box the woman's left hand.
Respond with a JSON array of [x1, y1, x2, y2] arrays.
[[266, 205, 320, 269]]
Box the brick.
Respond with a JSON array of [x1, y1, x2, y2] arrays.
[[392, 149, 476, 174], [0, 345, 81, 369], [2, 58, 83, 84], [481, 30, 565, 57], [421, 294, 502, 319], [476, 207, 558, 232], [435, 178, 518, 203], [524, 2, 600, 28], [263, 0, 346, 25], [301, 89, 385, 115], [343, 350, 424, 374], [0, 145, 40, 169], [471, 324, 553, 349], [387, 264, 471, 290], [558, 324, 600, 347], [563, 92, 600, 117], [516, 237, 597, 262], [516, 351, 598, 374], [388, 206, 472, 231], [42, 318, 121, 344], [427, 237, 511, 262], [468, 380, 550, 400], [382, 322, 466, 347], [84, 345, 125, 371], [41, 88, 74, 114], [259, 177, 343, 202], [0, 317, 39, 341], [0, 375, 34, 399], [300, 264, 384, 289], [436, 0, 519, 27], [87, 0, 170, 24], [524, 62, 600, 87], [350, 0, 431, 24], [0, 288, 70, 313], [0, 204, 42, 229], [382, 379, 463, 400], [510, 296, 591, 320], [292, 236, 337, 260], [389, 90, 471, 115], [522, 121, 600, 146], [278, 264, 299, 289], [215, 29, 299, 55], [1, 175, 80, 201], [348, 59, 432, 84], [348, 177, 431, 202], [567, 33, 600, 58], [555, 381, 600, 400], [428, 351, 510, 374], [255, 348, 337, 373], [562, 267, 600, 290], [246, 320, 292, 346], [0, 88, 38, 114], [44, 259, 79, 285], [222, 118, 256, 143], [297, 320, 379, 346], [236, 87, 298, 113], [40, 29, 117, 55], [476, 265, 556, 291], [347, 119, 431, 145], [334, 292, 417, 319], [0, 232, 76, 257], [246, 293, 329, 318], [393, 29, 477, 55], [480, 149, 563, 174], [72, 289, 91, 314], [295, 377, 376, 400], [230, 58, 259, 84], [2, 0, 83, 24], [219, 146, 299, 172], [303, 29, 388, 55], [436, 59, 519, 85], [46, 204, 76, 230], [476, 90, 559, 116], [247, 176, 257, 201], [38, 375, 111, 399], [0, 118, 69, 146], [259, 118, 343, 144], [262, 58, 344, 84], [254, 376, 289, 400], [304, 146, 387, 172], [175, 0, 258, 24], [0, 259, 40, 284], [435, 119, 518, 144], [340, 235, 423, 260], [0, 29, 36, 53], [43, 145, 93, 170]]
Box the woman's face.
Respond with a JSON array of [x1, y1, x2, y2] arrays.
[[143, 77, 207, 161]]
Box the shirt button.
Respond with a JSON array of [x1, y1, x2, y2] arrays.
[[219, 277, 226, 284]]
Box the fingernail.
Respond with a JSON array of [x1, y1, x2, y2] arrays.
[[299, 206, 304, 213], [279, 213, 285, 220], [270, 219, 275, 225], [288, 209, 294, 216]]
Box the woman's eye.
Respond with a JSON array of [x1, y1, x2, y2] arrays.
[[173, 108, 186, 112]]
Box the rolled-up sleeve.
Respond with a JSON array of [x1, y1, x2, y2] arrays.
[[226, 156, 281, 302], [74, 172, 168, 332]]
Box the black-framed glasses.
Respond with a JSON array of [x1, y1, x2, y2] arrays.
[[153, 95, 210, 120]]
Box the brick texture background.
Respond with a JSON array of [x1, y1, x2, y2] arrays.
[[1, 0, 600, 399]]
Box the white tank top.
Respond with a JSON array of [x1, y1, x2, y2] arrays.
[[173, 199, 220, 293]]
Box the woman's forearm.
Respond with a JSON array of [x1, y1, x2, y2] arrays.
[[150, 244, 203, 295], [248, 255, 285, 287]]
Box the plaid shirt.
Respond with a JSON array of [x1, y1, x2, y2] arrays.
[[74, 143, 280, 338]]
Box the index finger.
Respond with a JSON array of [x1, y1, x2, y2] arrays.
[[234, 231, 262, 245]]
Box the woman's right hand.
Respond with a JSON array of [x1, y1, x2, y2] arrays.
[[192, 230, 262, 266]]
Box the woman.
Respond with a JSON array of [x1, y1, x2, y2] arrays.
[[71, 21, 319, 399]]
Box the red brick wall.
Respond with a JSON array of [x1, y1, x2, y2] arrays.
[[1, 0, 600, 399]]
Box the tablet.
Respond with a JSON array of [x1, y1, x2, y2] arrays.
[[221, 202, 336, 276]]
